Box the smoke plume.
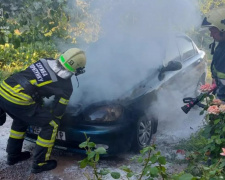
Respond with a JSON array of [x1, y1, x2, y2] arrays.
[[68, 0, 204, 141]]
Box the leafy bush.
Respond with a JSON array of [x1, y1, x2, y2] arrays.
[[0, 42, 58, 81]]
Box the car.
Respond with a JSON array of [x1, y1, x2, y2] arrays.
[[25, 32, 207, 155]]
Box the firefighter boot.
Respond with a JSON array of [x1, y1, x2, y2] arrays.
[[7, 151, 31, 165], [31, 160, 57, 174]]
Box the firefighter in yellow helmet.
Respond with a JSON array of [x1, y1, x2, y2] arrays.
[[0, 48, 86, 173], [201, 6, 225, 100]]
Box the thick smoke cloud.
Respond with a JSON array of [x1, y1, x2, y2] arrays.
[[63, 0, 206, 143], [70, 0, 202, 106]]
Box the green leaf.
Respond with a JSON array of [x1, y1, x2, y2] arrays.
[[87, 151, 95, 160], [160, 166, 166, 173], [87, 161, 95, 168], [95, 147, 107, 154], [158, 156, 166, 165], [210, 144, 216, 151], [131, 155, 138, 161], [200, 110, 204, 115], [140, 146, 153, 154], [178, 173, 193, 180], [120, 165, 132, 173], [78, 158, 88, 168], [214, 119, 220, 125], [209, 170, 216, 175], [127, 172, 134, 178], [99, 168, 110, 175], [209, 95, 214, 100], [137, 156, 144, 163], [150, 166, 159, 176], [215, 138, 222, 145], [215, 129, 221, 133], [219, 161, 225, 168], [111, 172, 121, 179], [95, 153, 100, 162], [150, 155, 158, 164], [79, 141, 88, 148], [87, 142, 96, 148], [203, 167, 210, 171]]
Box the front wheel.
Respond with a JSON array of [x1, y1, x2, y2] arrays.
[[132, 115, 155, 152]]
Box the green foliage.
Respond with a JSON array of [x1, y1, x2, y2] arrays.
[[197, 95, 225, 159], [0, 0, 100, 45], [0, 0, 101, 81], [126, 146, 168, 180], [78, 135, 200, 180], [0, 42, 58, 81], [175, 129, 208, 153], [174, 90, 225, 179], [198, 0, 225, 15], [78, 133, 107, 180], [200, 161, 225, 180]]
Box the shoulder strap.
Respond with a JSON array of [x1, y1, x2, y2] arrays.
[[11, 73, 42, 103], [12, 73, 36, 94]]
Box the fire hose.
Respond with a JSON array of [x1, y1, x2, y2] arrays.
[[181, 89, 216, 114]]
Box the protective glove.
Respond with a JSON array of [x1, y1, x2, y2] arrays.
[[0, 108, 6, 126]]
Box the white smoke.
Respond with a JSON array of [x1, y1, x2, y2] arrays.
[[148, 84, 205, 143], [70, 0, 202, 105], [66, 0, 205, 142]]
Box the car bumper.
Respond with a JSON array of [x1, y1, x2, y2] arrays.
[[25, 122, 134, 155]]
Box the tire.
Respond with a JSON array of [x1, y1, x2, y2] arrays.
[[132, 115, 155, 152]]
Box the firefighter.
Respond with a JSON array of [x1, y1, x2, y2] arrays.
[[201, 6, 225, 100], [0, 48, 86, 173]]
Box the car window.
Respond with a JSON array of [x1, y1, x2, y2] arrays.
[[163, 37, 181, 66], [177, 37, 197, 61]]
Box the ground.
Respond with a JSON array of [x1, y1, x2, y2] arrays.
[[0, 109, 204, 180]]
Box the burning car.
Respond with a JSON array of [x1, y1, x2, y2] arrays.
[[25, 33, 207, 155]]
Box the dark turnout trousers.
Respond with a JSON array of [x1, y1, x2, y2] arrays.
[[0, 95, 59, 163], [0, 59, 72, 166]]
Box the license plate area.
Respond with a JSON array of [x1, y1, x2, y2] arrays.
[[28, 126, 66, 141]]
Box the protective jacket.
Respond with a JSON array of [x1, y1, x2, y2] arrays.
[[0, 58, 73, 163], [0, 58, 73, 119], [211, 42, 225, 100]]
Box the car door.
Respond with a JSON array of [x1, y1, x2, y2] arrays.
[[160, 35, 206, 98], [146, 35, 206, 119], [176, 35, 206, 97]]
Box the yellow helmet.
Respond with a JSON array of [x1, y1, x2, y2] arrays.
[[59, 48, 86, 74], [201, 6, 225, 32]]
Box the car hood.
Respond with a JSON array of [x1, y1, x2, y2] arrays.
[[117, 68, 160, 104], [66, 68, 160, 116]]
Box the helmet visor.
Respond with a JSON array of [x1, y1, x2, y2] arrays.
[[201, 17, 213, 27]]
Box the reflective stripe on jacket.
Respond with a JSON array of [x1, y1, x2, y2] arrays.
[[0, 59, 73, 118]]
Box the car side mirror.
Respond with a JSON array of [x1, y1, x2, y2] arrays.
[[158, 61, 182, 81]]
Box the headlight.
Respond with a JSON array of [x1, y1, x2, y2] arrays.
[[85, 104, 123, 122]]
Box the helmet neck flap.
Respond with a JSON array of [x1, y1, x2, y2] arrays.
[[47, 59, 73, 79]]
